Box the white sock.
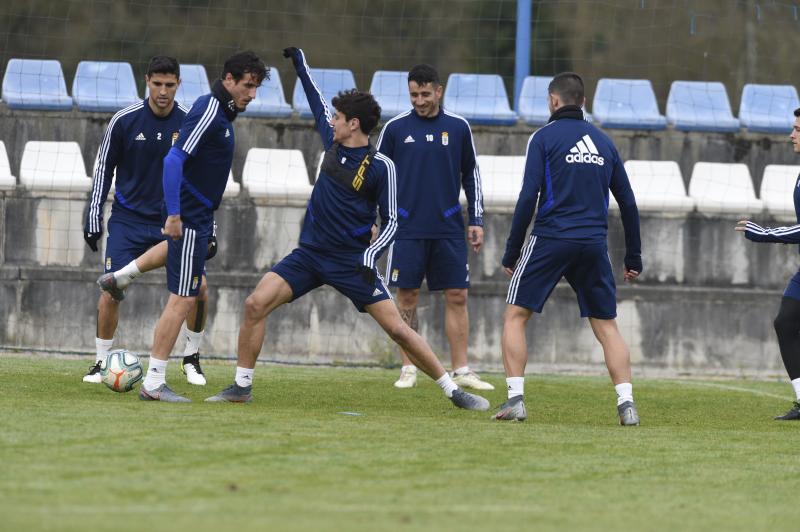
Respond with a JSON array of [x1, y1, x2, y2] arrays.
[[143, 357, 168, 390], [235, 366, 254, 388], [435, 372, 458, 398], [506, 376, 524, 399], [400, 364, 417, 373], [615, 382, 634, 406], [95, 337, 114, 363], [183, 329, 204, 356], [791, 377, 800, 401], [113, 260, 141, 289], [453, 366, 470, 376]]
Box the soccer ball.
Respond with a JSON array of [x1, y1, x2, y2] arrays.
[[100, 349, 143, 393]]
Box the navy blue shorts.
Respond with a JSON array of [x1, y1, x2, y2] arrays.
[[166, 224, 211, 297], [506, 235, 617, 319], [104, 217, 164, 273], [384, 238, 469, 291], [271, 246, 391, 312], [784, 270, 800, 301]]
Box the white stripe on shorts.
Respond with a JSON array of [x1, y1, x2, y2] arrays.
[[384, 241, 394, 281], [179, 228, 196, 296], [506, 235, 537, 305]]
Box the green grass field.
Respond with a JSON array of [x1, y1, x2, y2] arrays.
[[1, 355, 798, 532]]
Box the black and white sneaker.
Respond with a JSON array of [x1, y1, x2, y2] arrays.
[[181, 353, 206, 386], [774, 401, 800, 420], [82, 361, 102, 383]]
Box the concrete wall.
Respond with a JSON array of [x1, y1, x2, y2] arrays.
[[0, 108, 796, 374], [1, 184, 795, 374]]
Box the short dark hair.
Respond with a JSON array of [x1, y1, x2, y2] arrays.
[[147, 56, 179, 78], [794, 107, 800, 117], [548, 72, 584, 106], [408, 64, 440, 86], [222, 51, 269, 84], [332, 89, 382, 134]]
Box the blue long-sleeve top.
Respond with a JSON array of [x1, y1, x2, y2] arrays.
[[502, 105, 642, 271], [376, 108, 483, 238], [84, 100, 187, 233], [744, 172, 800, 245], [164, 93, 235, 228], [290, 48, 397, 268]]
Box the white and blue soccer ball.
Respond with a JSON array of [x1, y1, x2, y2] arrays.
[[100, 349, 143, 393]]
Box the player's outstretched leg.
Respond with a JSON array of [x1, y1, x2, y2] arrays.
[[493, 304, 530, 421], [206, 272, 293, 403], [366, 299, 489, 411], [589, 317, 639, 426]]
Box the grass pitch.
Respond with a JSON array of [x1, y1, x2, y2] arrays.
[[0, 356, 798, 532]]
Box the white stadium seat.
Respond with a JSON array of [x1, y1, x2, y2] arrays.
[[476, 155, 525, 209], [0, 141, 16, 189], [242, 148, 312, 204], [760, 165, 800, 221], [20, 141, 90, 192], [223, 170, 240, 198], [620, 160, 695, 212], [688, 162, 763, 214]]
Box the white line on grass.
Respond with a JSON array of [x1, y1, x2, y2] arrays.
[[667, 380, 788, 401]]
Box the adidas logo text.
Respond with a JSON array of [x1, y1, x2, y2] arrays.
[[565, 134, 604, 166], [135, 133, 146, 141]]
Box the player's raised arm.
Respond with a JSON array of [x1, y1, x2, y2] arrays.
[[362, 154, 398, 269], [84, 110, 126, 250], [609, 150, 642, 278], [283, 47, 334, 150], [502, 134, 545, 271]]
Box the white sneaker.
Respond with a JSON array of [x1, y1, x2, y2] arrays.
[[393, 367, 417, 388], [181, 353, 206, 386], [452, 370, 495, 390], [82, 361, 102, 383]]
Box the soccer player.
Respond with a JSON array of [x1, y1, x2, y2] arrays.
[[736, 107, 800, 420], [376, 64, 493, 391], [493, 72, 643, 425], [138, 51, 268, 402], [82, 56, 209, 386], [205, 47, 489, 412]]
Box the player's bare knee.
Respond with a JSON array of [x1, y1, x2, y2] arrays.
[[244, 293, 268, 320], [444, 288, 467, 307], [503, 304, 529, 325], [98, 291, 119, 308], [396, 288, 420, 309]]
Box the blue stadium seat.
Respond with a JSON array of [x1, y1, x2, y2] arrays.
[[370, 71, 410, 120], [292, 68, 357, 119], [443, 74, 517, 125], [739, 84, 799, 134], [666, 81, 740, 133], [517, 76, 552, 125], [72, 61, 139, 112], [2, 59, 73, 110], [592, 79, 666, 130], [240, 66, 292, 118], [175, 64, 210, 109]]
